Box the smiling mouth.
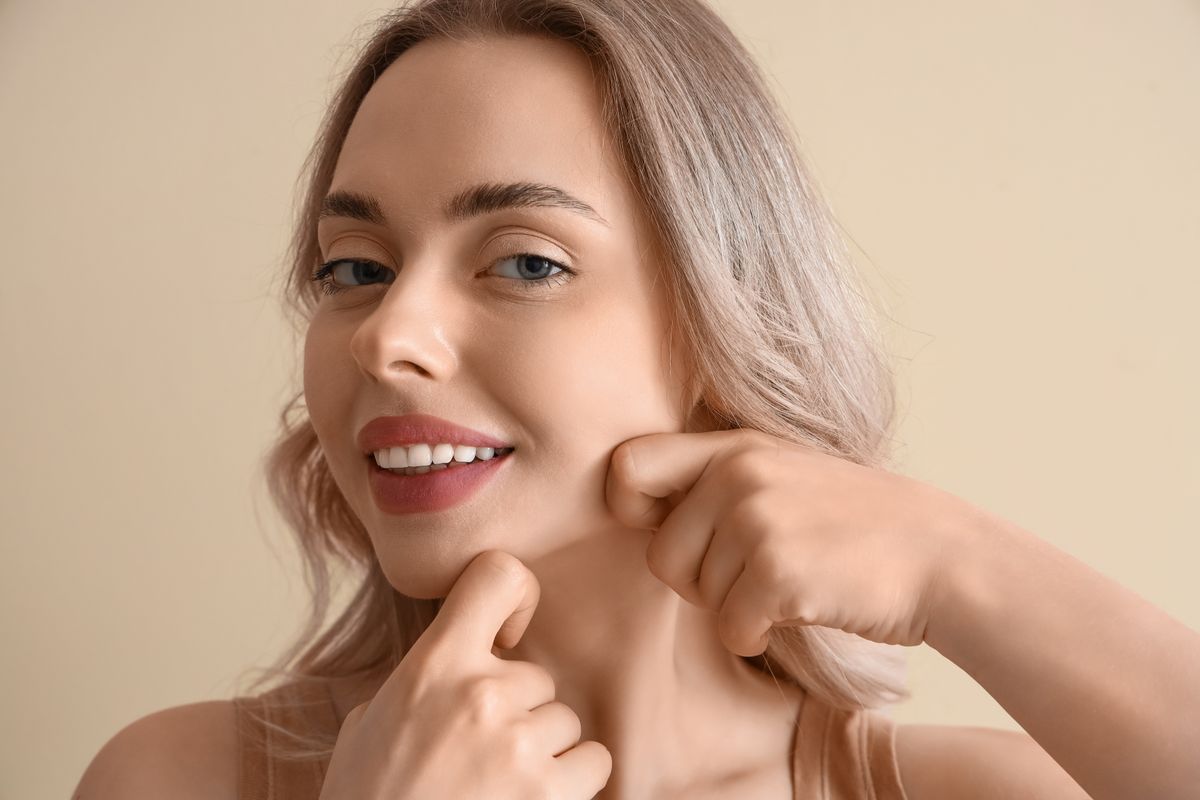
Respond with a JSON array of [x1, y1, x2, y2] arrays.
[[367, 447, 516, 477]]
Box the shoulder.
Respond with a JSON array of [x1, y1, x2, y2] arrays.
[[71, 699, 239, 799], [893, 723, 1092, 800]]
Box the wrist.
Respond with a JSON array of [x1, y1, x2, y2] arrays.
[[922, 497, 1014, 656]]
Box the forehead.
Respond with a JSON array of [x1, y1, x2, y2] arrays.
[[331, 34, 630, 229]]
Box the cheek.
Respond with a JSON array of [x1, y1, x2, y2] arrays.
[[502, 292, 682, 448], [582, 291, 682, 421]]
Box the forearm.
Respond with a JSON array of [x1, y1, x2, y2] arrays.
[[925, 506, 1200, 800]]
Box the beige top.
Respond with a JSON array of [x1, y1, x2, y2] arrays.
[[232, 680, 908, 799]]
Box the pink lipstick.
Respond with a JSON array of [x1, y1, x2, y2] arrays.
[[358, 414, 515, 514]]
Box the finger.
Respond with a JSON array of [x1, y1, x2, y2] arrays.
[[645, 470, 730, 609], [495, 658, 558, 712], [694, 509, 749, 612], [605, 430, 739, 530], [427, 549, 541, 656], [717, 563, 777, 657], [550, 739, 612, 800], [525, 700, 583, 758]]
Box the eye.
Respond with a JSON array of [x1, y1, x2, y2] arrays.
[[310, 253, 577, 297], [489, 253, 574, 290], [311, 259, 392, 296]]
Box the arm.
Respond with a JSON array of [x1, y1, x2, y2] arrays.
[[924, 505, 1200, 800], [895, 723, 1093, 799]]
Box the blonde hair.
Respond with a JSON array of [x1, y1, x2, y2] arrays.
[[237, 0, 910, 762]]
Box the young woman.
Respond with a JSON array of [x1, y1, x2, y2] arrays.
[[73, 1, 1200, 798]]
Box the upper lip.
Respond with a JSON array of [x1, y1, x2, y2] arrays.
[[357, 413, 513, 455]]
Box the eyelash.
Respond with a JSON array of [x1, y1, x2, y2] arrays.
[[310, 253, 576, 297]]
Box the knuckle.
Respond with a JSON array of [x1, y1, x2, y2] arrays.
[[504, 718, 539, 763], [732, 494, 774, 539], [507, 660, 556, 700], [749, 547, 792, 588], [723, 445, 760, 478], [528, 663, 556, 696], [726, 446, 775, 489], [781, 589, 814, 622], [464, 676, 506, 722]]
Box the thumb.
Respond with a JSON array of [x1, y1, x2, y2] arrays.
[[428, 549, 541, 655], [605, 430, 735, 530]]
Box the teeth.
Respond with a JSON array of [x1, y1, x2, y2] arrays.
[[409, 443, 432, 467], [431, 443, 454, 465], [387, 445, 409, 468], [373, 443, 508, 469]]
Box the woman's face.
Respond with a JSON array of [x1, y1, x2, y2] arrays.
[[304, 34, 693, 596]]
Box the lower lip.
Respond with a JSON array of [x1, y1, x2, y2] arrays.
[[366, 451, 513, 515]]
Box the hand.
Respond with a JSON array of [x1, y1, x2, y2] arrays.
[[604, 428, 971, 656], [319, 550, 612, 800]]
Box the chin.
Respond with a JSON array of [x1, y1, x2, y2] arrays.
[[368, 522, 522, 598]]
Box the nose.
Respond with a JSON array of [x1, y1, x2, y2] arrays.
[[348, 263, 460, 384]]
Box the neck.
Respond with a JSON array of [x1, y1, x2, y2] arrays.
[[330, 530, 805, 799], [490, 532, 804, 797]]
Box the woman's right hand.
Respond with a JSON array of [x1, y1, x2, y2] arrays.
[[318, 549, 613, 799]]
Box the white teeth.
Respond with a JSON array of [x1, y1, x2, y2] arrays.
[[431, 443, 454, 465], [407, 443, 432, 467], [387, 446, 408, 468], [372, 443, 508, 469]]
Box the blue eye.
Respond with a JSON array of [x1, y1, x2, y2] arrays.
[[311, 259, 392, 295], [489, 253, 574, 290], [311, 253, 576, 296]]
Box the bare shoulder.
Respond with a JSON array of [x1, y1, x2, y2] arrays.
[[893, 723, 1093, 800], [71, 699, 239, 799]]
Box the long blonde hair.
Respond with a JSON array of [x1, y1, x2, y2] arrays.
[[238, 0, 910, 761]]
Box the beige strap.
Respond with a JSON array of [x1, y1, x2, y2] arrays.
[[862, 711, 909, 800], [233, 681, 338, 799], [792, 694, 909, 800]]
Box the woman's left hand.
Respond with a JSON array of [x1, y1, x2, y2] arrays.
[[604, 428, 977, 657]]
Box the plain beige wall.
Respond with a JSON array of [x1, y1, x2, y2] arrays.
[[2, 1, 1197, 796]]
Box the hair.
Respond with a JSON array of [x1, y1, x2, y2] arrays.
[[235, 0, 910, 762]]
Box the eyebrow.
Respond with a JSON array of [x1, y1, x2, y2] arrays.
[[318, 181, 609, 228]]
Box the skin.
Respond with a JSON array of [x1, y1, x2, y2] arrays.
[[303, 33, 805, 798]]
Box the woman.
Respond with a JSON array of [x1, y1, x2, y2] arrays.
[[73, 0, 1200, 798]]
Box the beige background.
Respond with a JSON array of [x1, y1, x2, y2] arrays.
[[2, 0, 1197, 796]]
